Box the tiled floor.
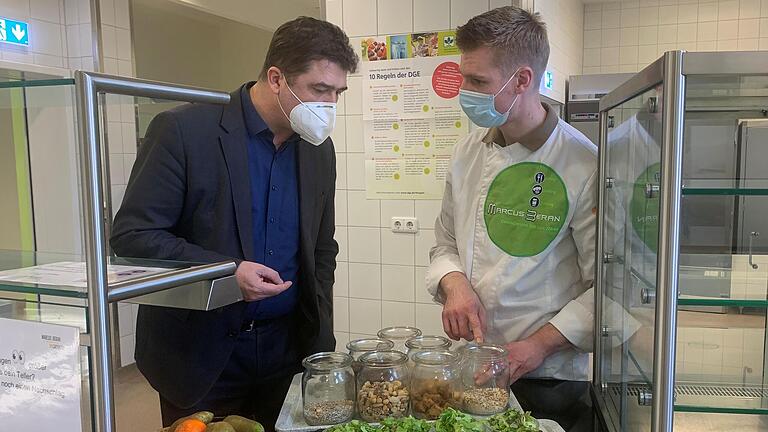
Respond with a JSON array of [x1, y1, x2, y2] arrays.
[[115, 364, 162, 432]]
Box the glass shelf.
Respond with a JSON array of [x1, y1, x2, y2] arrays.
[[682, 179, 768, 196], [0, 78, 74, 89]]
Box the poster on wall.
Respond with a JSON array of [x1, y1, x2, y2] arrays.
[[361, 30, 469, 199], [0, 318, 83, 430]]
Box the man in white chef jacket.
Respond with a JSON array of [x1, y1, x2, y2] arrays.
[[427, 6, 597, 383]]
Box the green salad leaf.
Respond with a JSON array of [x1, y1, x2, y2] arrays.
[[326, 420, 381, 432], [434, 408, 484, 432], [379, 416, 431, 432], [487, 408, 539, 432]]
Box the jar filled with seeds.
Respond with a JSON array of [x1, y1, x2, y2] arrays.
[[410, 351, 462, 420], [378, 326, 422, 353], [405, 335, 452, 359], [302, 352, 356, 426], [459, 343, 510, 416], [347, 338, 395, 373], [356, 350, 411, 422]]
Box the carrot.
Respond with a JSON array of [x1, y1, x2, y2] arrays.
[[175, 419, 207, 432]]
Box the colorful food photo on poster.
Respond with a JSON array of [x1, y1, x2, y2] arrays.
[[387, 34, 411, 59], [362, 37, 388, 61], [411, 32, 439, 57]]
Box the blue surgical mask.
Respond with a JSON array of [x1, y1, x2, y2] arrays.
[[459, 68, 521, 128]]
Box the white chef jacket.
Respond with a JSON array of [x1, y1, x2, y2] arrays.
[[426, 104, 597, 381]]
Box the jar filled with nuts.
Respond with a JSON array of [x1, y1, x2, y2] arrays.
[[356, 350, 411, 422], [378, 326, 422, 354], [405, 335, 452, 359], [459, 343, 510, 416], [410, 351, 462, 420], [347, 338, 395, 374], [302, 352, 356, 426]]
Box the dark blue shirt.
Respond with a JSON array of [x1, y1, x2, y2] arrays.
[[241, 83, 300, 320]]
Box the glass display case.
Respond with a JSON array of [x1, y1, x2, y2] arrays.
[[594, 51, 768, 432], [0, 72, 236, 432]]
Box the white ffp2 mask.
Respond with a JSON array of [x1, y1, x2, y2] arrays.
[[279, 79, 337, 146]]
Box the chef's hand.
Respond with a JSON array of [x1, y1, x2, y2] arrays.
[[439, 271, 487, 342], [505, 323, 571, 384], [235, 261, 292, 301]]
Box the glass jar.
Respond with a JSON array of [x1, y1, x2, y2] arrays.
[[405, 335, 452, 359], [459, 343, 510, 415], [356, 350, 411, 422], [347, 338, 395, 373], [410, 351, 462, 420], [377, 326, 422, 353], [302, 352, 356, 426]]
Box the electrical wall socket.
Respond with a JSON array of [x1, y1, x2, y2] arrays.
[[391, 217, 419, 233]]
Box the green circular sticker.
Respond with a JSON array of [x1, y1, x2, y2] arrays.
[[630, 163, 660, 253], [484, 162, 568, 257]]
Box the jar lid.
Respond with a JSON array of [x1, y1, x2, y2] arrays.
[[359, 350, 408, 367], [377, 326, 423, 340], [302, 351, 353, 371], [346, 338, 395, 353], [412, 350, 460, 366], [405, 335, 452, 351], [461, 343, 508, 359]]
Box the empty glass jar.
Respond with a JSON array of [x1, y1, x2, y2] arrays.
[[302, 352, 356, 426], [405, 335, 453, 359], [347, 338, 395, 373], [459, 343, 510, 415], [378, 326, 422, 354], [411, 351, 462, 420], [356, 350, 411, 422]]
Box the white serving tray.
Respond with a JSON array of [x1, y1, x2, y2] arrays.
[[276, 374, 564, 432]]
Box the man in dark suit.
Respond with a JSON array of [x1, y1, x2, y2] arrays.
[[110, 17, 358, 430]]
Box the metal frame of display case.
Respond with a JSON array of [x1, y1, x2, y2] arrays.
[[74, 71, 232, 432], [593, 50, 768, 432]]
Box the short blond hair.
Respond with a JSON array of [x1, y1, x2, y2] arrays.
[[456, 6, 549, 85]]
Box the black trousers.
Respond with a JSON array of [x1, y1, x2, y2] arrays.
[[159, 313, 302, 432], [511, 379, 596, 432]]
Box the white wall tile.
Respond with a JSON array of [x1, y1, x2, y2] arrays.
[[602, 9, 620, 29], [122, 153, 136, 181], [336, 153, 348, 189], [601, 28, 620, 47], [762, 0, 768, 17], [415, 228, 434, 266], [116, 27, 131, 61], [349, 262, 381, 299], [102, 25, 117, 59], [380, 200, 415, 227], [326, 0, 343, 27], [697, 40, 717, 50], [118, 59, 132, 77], [66, 25, 80, 57], [718, 19, 739, 39], [122, 122, 136, 153], [335, 190, 348, 226], [583, 48, 601, 67], [378, 0, 413, 35], [738, 37, 760, 49], [585, 3, 602, 13], [331, 116, 346, 153], [585, 11, 602, 30], [719, 0, 740, 21], [343, 0, 377, 37], [414, 266, 433, 303], [348, 190, 380, 227], [334, 297, 350, 331], [335, 261, 349, 297], [760, 37, 768, 49], [118, 304, 132, 337], [658, 24, 678, 43], [602, 2, 620, 11], [620, 27, 639, 46], [638, 44, 659, 64], [600, 47, 620, 65], [619, 64, 638, 73], [584, 29, 601, 48], [381, 229, 415, 266], [382, 264, 415, 302], [114, 0, 130, 29], [639, 7, 659, 26], [31, 0, 62, 23], [119, 334, 135, 367], [761, 18, 768, 38], [415, 303, 445, 336], [414, 0, 450, 31], [619, 45, 639, 64], [348, 153, 366, 190], [100, 0, 115, 26], [29, 20, 64, 56], [639, 25, 659, 44], [677, 22, 697, 42], [415, 200, 441, 229], [345, 115, 364, 153], [346, 75, 363, 115], [621, 7, 640, 27], [78, 22, 92, 59], [349, 298, 383, 335], [106, 121, 123, 153], [717, 39, 739, 49], [698, 2, 718, 22], [335, 332, 350, 351], [489, 0, 512, 8], [348, 226, 381, 263], [678, 3, 698, 23], [739, 18, 761, 38], [450, 0, 489, 29], [740, 0, 761, 18], [698, 21, 718, 41], [381, 301, 415, 328], [336, 226, 348, 261]]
